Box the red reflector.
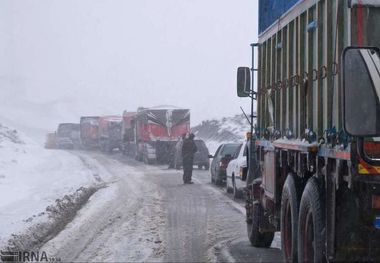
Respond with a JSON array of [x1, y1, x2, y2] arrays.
[[364, 142, 380, 156], [372, 195, 380, 210]]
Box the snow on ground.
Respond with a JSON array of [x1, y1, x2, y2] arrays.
[[0, 123, 109, 249]]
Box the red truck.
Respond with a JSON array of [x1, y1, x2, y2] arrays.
[[98, 116, 122, 153], [80, 116, 100, 149], [121, 106, 190, 164]]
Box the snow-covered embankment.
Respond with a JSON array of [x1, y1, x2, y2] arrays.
[[0, 123, 109, 251]]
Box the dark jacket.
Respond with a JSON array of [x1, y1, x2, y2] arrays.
[[182, 138, 198, 162]]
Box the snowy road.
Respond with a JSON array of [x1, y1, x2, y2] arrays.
[[41, 151, 282, 262]]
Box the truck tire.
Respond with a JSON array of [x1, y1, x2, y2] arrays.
[[247, 202, 274, 247], [281, 174, 300, 263], [298, 177, 325, 263]]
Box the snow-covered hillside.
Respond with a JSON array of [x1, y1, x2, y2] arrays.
[[0, 123, 109, 250], [192, 114, 251, 154]]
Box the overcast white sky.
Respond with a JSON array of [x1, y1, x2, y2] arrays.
[[0, 0, 258, 126]]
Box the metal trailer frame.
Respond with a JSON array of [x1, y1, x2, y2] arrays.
[[257, 0, 347, 139], [79, 116, 100, 149], [247, 0, 380, 261], [98, 116, 122, 153]]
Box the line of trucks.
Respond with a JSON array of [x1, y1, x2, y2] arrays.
[[43, 0, 380, 261], [45, 106, 191, 164], [236, 0, 380, 262]]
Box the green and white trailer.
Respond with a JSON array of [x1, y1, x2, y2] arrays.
[[237, 0, 380, 261]]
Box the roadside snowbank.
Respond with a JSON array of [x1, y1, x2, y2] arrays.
[[0, 123, 108, 250]]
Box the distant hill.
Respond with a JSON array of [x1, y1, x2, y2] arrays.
[[192, 114, 254, 153]]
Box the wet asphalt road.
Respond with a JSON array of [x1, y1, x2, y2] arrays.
[[42, 151, 282, 262]]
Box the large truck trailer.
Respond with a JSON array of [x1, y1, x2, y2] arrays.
[[121, 107, 190, 164], [98, 115, 122, 153], [237, 0, 380, 261], [80, 116, 100, 149]]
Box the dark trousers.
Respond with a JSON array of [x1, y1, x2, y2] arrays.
[[182, 157, 194, 183]]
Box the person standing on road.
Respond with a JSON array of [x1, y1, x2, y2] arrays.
[[182, 133, 197, 184]]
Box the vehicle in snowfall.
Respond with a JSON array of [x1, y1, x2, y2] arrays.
[[80, 116, 100, 149], [226, 141, 247, 199], [56, 123, 80, 149], [210, 143, 242, 186], [236, 0, 380, 261], [98, 116, 122, 153], [44, 132, 57, 149], [170, 139, 210, 170], [121, 106, 190, 164], [121, 111, 137, 156]]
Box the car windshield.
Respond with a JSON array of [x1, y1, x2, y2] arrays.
[[221, 144, 241, 156]]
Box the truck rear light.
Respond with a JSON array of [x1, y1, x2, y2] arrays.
[[364, 142, 380, 157], [372, 195, 380, 210]]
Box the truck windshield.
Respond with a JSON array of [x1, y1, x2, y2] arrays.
[[58, 125, 74, 137]]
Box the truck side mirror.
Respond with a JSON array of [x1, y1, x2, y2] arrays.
[[237, 67, 251, 97], [342, 47, 380, 137]]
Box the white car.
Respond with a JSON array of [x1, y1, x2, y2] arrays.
[[226, 143, 247, 198]]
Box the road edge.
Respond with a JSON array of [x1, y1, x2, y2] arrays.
[[1, 184, 104, 254]]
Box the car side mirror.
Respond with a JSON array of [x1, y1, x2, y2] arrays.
[[342, 47, 380, 137], [237, 67, 251, 97]]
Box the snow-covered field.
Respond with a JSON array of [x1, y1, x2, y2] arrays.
[[0, 123, 109, 249]]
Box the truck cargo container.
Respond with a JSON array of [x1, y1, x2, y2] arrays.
[[122, 107, 190, 164], [98, 116, 122, 153], [121, 111, 138, 157], [237, 0, 380, 261], [80, 116, 100, 149]]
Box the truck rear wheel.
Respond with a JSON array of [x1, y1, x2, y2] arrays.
[[298, 177, 325, 263], [281, 174, 300, 263], [247, 202, 274, 247]]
